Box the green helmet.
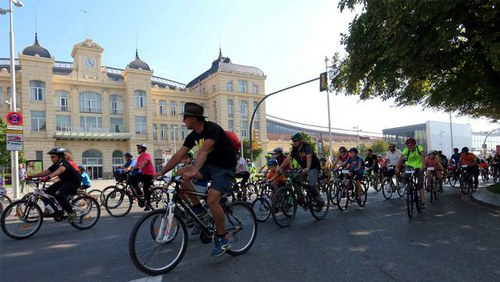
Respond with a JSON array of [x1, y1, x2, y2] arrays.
[[265, 154, 272, 159], [291, 132, 303, 141]]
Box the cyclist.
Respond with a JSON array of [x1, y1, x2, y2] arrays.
[[320, 157, 332, 182], [79, 166, 92, 189], [395, 138, 425, 209], [489, 152, 500, 179], [450, 148, 461, 166], [265, 158, 286, 195], [424, 151, 444, 192], [384, 143, 401, 180], [458, 147, 479, 189], [154, 102, 236, 257], [277, 132, 324, 207], [344, 147, 365, 205], [273, 147, 291, 173], [364, 149, 379, 188], [335, 146, 349, 167], [26, 148, 81, 221], [259, 154, 273, 173], [114, 153, 136, 183], [129, 143, 155, 211]]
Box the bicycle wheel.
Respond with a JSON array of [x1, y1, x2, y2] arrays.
[[70, 195, 100, 230], [100, 185, 118, 205], [414, 189, 422, 214], [356, 182, 367, 207], [150, 187, 165, 210], [104, 189, 133, 217], [336, 185, 349, 211], [373, 176, 382, 192], [129, 209, 188, 275], [244, 183, 258, 201], [348, 182, 357, 203], [310, 184, 330, 220], [406, 187, 414, 219], [382, 178, 393, 200], [460, 177, 469, 194], [0, 194, 12, 216], [87, 189, 102, 204], [271, 187, 296, 228], [251, 196, 271, 222], [328, 183, 338, 206], [225, 202, 258, 256], [397, 181, 406, 197], [1, 200, 43, 239]]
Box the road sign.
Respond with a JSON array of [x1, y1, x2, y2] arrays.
[[6, 112, 23, 126], [6, 133, 23, 151]]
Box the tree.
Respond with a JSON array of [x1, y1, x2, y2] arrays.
[[0, 119, 9, 168], [369, 140, 388, 156], [243, 139, 262, 162], [335, 0, 500, 120]]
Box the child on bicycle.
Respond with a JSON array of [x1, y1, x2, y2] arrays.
[[424, 151, 444, 192], [265, 159, 286, 196], [345, 148, 365, 205]]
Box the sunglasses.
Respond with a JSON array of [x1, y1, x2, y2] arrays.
[[183, 114, 195, 119]]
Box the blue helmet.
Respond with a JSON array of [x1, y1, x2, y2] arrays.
[[267, 159, 278, 166]]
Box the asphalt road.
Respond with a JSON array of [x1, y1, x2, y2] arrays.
[[1, 184, 499, 282]]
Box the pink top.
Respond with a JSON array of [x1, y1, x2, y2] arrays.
[[137, 152, 155, 175]]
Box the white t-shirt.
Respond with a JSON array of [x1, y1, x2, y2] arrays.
[[385, 149, 402, 166], [236, 157, 249, 173]]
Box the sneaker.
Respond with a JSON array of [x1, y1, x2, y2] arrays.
[[211, 234, 230, 257], [138, 199, 145, 208], [144, 205, 151, 212], [419, 202, 426, 209]]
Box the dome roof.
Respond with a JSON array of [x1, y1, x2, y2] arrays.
[[22, 33, 51, 58], [127, 50, 150, 71]]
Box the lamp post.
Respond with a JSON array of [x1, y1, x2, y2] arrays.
[[1, 0, 24, 199], [324, 56, 334, 161]]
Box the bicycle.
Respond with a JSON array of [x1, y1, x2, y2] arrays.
[[271, 170, 331, 227], [333, 169, 367, 211], [128, 176, 257, 275], [103, 178, 163, 217], [250, 180, 274, 222], [404, 166, 422, 219], [0, 178, 100, 240], [0, 193, 13, 216], [459, 165, 475, 195], [425, 167, 439, 204], [381, 166, 406, 200], [363, 167, 381, 192]]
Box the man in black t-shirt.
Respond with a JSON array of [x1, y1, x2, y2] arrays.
[[277, 132, 324, 207], [365, 149, 379, 188], [156, 102, 236, 257]]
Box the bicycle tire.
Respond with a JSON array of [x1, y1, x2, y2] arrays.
[[397, 181, 406, 197], [382, 178, 393, 200], [87, 189, 102, 204], [271, 187, 296, 228], [225, 202, 258, 256], [100, 185, 118, 205], [406, 186, 414, 219], [414, 189, 422, 214], [348, 181, 357, 203], [357, 182, 367, 207], [104, 189, 133, 217], [328, 183, 339, 206], [129, 209, 188, 275], [373, 176, 382, 192], [251, 196, 271, 222], [1, 200, 43, 240], [244, 183, 258, 201], [0, 194, 13, 216], [336, 184, 349, 211], [70, 195, 100, 230], [310, 184, 330, 220]]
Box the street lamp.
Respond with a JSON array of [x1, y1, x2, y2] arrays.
[[324, 56, 334, 161], [1, 0, 24, 199]]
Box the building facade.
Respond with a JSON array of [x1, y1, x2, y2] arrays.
[[0, 36, 267, 179]]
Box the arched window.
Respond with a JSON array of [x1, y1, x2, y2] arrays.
[[112, 150, 123, 171], [79, 91, 102, 113]]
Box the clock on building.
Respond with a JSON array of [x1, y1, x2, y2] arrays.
[[84, 56, 96, 68]]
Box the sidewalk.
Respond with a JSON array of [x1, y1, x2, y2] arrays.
[[4, 179, 117, 200], [472, 187, 500, 209]]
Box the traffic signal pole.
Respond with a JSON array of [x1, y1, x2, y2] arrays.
[[249, 77, 320, 161]]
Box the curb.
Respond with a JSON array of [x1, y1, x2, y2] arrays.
[[472, 188, 500, 209]]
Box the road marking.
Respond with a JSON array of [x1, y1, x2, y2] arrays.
[[128, 276, 163, 282]]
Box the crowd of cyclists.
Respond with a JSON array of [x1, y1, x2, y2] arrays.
[[2, 101, 500, 275]]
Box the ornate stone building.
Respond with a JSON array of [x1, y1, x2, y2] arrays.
[[0, 35, 267, 179]]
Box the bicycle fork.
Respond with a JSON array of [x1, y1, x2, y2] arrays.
[[156, 202, 176, 244]]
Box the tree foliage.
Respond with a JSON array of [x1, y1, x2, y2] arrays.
[[369, 139, 388, 156], [0, 119, 9, 167], [335, 0, 500, 120]]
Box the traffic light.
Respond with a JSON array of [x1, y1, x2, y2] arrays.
[[320, 72, 328, 92], [252, 129, 261, 150]]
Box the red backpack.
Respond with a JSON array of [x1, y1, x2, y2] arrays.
[[225, 130, 241, 152]]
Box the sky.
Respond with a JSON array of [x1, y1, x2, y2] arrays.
[[1, 0, 497, 135]]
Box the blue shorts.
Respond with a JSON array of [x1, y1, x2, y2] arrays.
[[198, 164, 235, 195]]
